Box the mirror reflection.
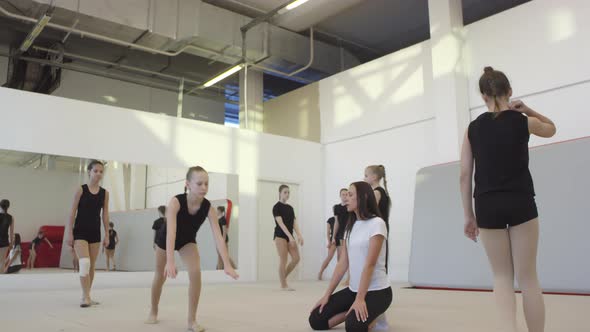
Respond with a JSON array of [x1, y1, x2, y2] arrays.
[[0, 149, 238, 274]]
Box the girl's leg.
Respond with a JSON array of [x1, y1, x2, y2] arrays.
[[510, 219, 545, 332], [88, 243, 100, 291], [318, 245, 337, 280], [106, 250, 111, 272], [74, 240, 91, 306], [146, 247, 167, 324], [274, 238, 290, 289], [480, 228, 518, 332], [286, 241, 300, 278], [179, 243, 203, 331]]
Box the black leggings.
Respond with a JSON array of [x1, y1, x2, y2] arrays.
[[309, 287, 392, 332], [6, 265, 22, 274]]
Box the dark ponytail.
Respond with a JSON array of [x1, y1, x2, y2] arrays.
[[0, 199, 9, 212], [479, 66, 511, 115], [345, 182, 381, 240]]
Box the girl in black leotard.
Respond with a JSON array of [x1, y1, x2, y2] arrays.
[[460, 67, 556, 332], [364, 165, 392, 330], [26, 230, 53, 269], [104, 222, 118, 271], [0, 199, 14, 270], [272, 184, 304, 291], [146, 166, 238, 332], [364, 165, 391, 225], [318, 188, 349, 280], [66, 160, 110, 308]]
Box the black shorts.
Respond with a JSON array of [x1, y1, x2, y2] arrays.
[[334, 237, 343, 247], [273, 228, 291, 242], [475, 192, 538, 229], [155, 230, 196, 251], [73, 228, 102, 244]]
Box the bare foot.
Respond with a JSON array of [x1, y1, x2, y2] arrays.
[[145, 313, 158, 324], [188, 323, 206, 332], [80, 297, 91, 308]]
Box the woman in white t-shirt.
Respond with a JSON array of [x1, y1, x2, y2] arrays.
[[309, 181, 392, 331], [3, 233, 22, 274]]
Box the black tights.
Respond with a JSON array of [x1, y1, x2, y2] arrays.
[[309, 287, 392, 332]]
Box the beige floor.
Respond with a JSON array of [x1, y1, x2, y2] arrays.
[[0, 276, 588, 331]]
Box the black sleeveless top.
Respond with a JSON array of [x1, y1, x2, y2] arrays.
[[468, 111, 535, 197], [156, 194, 211, 249], [374, 187, 390, 224], [107, 229, 117, 249], [74, 184, 106, 235], [333, 204, 349, 240], [0, 213, 13, 247]]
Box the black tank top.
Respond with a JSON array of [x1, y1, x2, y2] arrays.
[[468, 111, 535, 197], [74, 184, 106, 234], [0, 213, 13, 247], [374, 186, 390, 272], [174, 194, 211, 241], [374, 187, 390, 224], [107, 230, 117, 249], [333, 204, 348, 240]]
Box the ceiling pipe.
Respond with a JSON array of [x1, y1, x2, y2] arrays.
[[0, 3, 312, 83], [31, 45, 236, 94], [0, 52, 237, 104]]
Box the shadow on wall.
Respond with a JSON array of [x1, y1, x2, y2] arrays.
[[322, 41, 434, 143]]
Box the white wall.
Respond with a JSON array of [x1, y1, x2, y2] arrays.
[[53, 70, 226, 124], [320, 40, 438, 281], [0, 165, 81, 241], [0, 87, 323, 282], [264, 82, 321, 142], [464, 0, 590, 146], [320, 41, 435, 144], [319, 0, 590, 282]]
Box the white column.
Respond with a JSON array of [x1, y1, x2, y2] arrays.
[[239, 68, 264, 131], [428, 0, 471, 162]]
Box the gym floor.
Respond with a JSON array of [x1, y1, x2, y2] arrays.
[[1, 271, 588, 331]]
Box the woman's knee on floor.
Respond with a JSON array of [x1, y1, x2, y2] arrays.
[[309, 308, 330, 330]]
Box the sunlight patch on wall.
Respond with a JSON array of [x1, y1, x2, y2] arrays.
[[548, 8, 576, 42]]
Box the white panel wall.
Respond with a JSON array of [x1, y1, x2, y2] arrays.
[[465, 0, 590, 147], [0, 87, 323, 282], [53, 70, 226, 123], [319, 0, 590, 283], [0, 165, 81, 241], [320, 41, 434, 144], [320, 40, 438, 281], [464, 0, 590, 110]]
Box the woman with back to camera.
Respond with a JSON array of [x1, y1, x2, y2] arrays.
[[273, 184, 304, 291], [104, 222, 118, 271], [152, 205, 166, 250], [309, 182, 392, 332], [460, 67, 556, 332], [66, 159, 110, 307]]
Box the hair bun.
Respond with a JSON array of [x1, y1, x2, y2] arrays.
[[484, 66, 494, 73]]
